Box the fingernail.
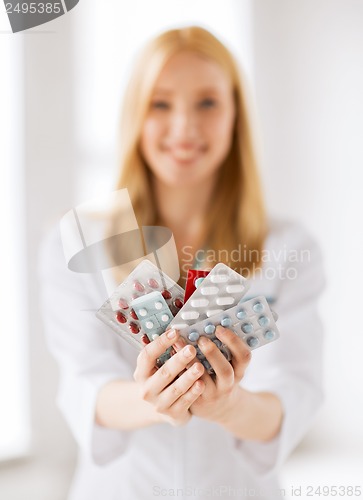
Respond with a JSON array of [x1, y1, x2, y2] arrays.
[[198, 336, 209, 347], [183, 345, 194, 357], [192, 363, 202, 374], [167, 329, 177, 339], [216, 325, 227, 335]]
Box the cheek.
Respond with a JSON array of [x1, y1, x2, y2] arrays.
[[140, 118, 163, 155]]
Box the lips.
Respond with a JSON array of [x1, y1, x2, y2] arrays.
[[164, 144, 206, 164]]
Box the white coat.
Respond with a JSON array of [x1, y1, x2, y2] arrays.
[[39, 218, 325, 500]]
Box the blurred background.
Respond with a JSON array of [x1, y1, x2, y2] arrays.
[[1, 0, 362, 498]]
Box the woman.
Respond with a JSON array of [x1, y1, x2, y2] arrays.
[[40, 26, 324, 500]]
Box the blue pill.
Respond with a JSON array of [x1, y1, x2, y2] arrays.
[[236, 309, 247, 320], [241, 322, 253, 334], [195, 277, 205, 288], [246, 336, 259, 348], [188, 330, 200, 342], [258, 316, 269, 327], [221, 316, 232, 328], [253, 302, 264, 313], [264, 330, 275, 341], [204, 323, 216, 335], [213, 338, 223, 349], [202, 359, 212, 371]]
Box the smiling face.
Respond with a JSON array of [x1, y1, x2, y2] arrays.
[[139, 51, 236, 188]]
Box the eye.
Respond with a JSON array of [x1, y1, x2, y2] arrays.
[[198, 98, 217, 109], [150, 100, 170, 110]]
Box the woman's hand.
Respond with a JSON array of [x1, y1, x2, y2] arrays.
[[133, 328, 205, 427], [187, 326, 252, 423]]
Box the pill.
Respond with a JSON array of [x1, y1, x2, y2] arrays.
[[162, 289, 172, 300], [210, 274, 229, 283], [118, 298, 129, 310], [194, 277, 205, 288], [241, 322, 253, 334], [236, 309, 247, 320], [221, 316, 232, 328], [155, 301, 163, 310], [201, 286, 219, 295], [206, 309, 223, 317], [141, 334, 150, 344], [160, 314, 169, 323], [145, 320, 154, 329], [253, 302, 264, 313], [128, 322, 140, 334], [226, 284, 245, 293], [151, 333, 159, 340], [116, 311, 127, 324], [191, 298, 209, 307], [246, 336, 259, 348], [204, 323, 216, 335], [264, 330, 275, 341], [202, 359, 212, 371], [188, 331, 200, 342], [173, 298, 184, 309], [138, 308, 148, 317], [129, 308, 138, 320], [258, 316, 269, 327], [216, 296, 234, 306], [147, 278, 159, 289], [181, 311, 200, 320], [133, 280, 145, 292]]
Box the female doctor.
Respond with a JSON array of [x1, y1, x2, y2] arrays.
[[40, 26, 325, 500]]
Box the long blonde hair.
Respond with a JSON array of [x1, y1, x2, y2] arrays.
[[109, 26, 267, 281]]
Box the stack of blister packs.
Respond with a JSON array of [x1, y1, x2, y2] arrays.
[[96, 260, 279, 373]]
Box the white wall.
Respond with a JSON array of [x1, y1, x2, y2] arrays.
[[252, 0, 363, 487]]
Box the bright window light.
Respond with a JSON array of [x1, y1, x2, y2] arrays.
[[0, 35, 31, 461]]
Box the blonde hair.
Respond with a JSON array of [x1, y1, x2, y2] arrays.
[[109, 26, 267, 281]]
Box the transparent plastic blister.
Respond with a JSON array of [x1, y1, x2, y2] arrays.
[[96, 260, 184, 352], [174, 296, 279, 373]]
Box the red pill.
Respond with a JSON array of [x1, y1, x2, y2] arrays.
[[128, 322, 140, 334], [141, 334, 150, 345], [118, 298, 129, 310], [148, 278, 159, 289], [130, 308, 138, 320], [173, 297, 184, 309], [116, 311, 127, 323], [133, 280, 145, 292], [161, 289, 172, 300]]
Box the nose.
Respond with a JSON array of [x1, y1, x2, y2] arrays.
[[170, 106, 198, 142]]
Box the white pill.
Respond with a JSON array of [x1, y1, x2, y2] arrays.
[[151, 333, 159, 340], [155, 301, 163, 310], [138, 308, 147, 317], [191, 298, 209, 307], [181, 311, 200, 320], [216, 296, 234, 306], [210, 274, 229, 283], [201, 286, 219, 295], [172, 323, 189, 330], [161, 314, 169, 322], [145, 320, 154, 329], [226, 284, 245, 293], [206, 309, 223, 317]]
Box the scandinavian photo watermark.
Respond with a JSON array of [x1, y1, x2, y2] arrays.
[[4, 0, 79, 33]]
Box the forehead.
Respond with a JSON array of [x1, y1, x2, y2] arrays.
[[152, 51, 232, 95]]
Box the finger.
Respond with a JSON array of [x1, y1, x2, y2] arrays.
[[142, 344, 198, 400], [168, 379, 205, 415], [134, 328, 179, 381], [154, 362, 205, 412], [198, 335, 234, 391], [215, 326, 251, 380]]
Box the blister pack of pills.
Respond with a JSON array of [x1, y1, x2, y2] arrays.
[[96, 260, 184, 354], [172, 296, 279, 373], [184, 269, 210, 302]]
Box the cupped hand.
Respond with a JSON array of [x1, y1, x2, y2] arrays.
[[187, 326, 252, 423], [133, 328, 205, 426]]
